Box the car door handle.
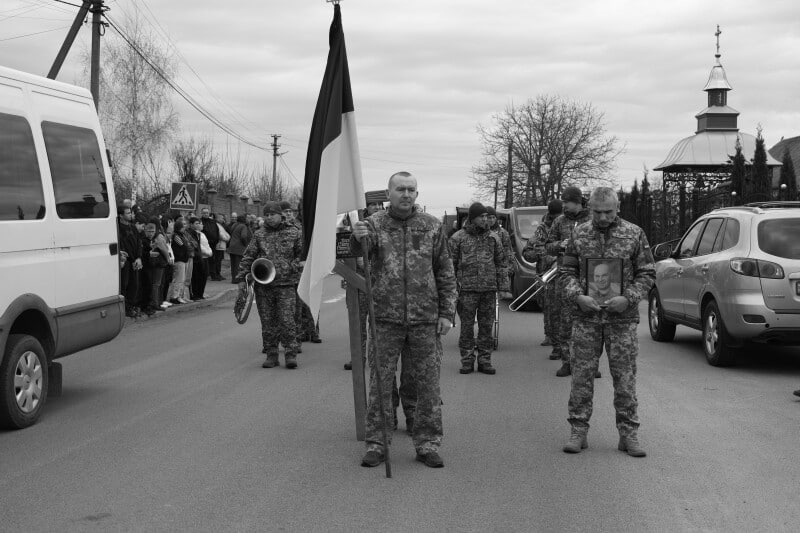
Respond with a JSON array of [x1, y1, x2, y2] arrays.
[[676, 268, 683, 277]]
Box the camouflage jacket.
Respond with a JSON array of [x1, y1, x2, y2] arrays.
[[449, 221, 509, 292], [237, 222, 303, 286], [350, 206, 457, 325], [562, 217, 656, 324], [491, 223, 514, 269], [522, 213, 557, 272], [545, 208, 591, 258]]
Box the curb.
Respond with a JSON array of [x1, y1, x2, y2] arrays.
[[124, 286, 239, 325]]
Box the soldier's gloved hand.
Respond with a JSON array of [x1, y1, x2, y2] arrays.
[[576, 295, 602, 313], [604, 295, 629, 313]]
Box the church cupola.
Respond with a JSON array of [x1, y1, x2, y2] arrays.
[[696, 25, 738, 133]]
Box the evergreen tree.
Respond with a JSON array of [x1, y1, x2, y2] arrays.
[[752, 126, 770, 197], [780, 150, 798, 200], [729, 136, 746, 204]]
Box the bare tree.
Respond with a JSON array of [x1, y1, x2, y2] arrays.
[[471, 95, 622, 206], [88, 11, 179, 204]]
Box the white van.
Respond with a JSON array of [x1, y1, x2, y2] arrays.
[[0, 66, 124, 429]]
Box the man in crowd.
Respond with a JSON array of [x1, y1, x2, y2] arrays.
[[236, 201, 304, 369], [351, 171, 457, 469], [523, 199, 562, 348], [200, 207, 223, 281], [546, 186, 591, 377], [560, 186, 655, 457], [118, 204, 143, 318], [449, 202, 510, 375]]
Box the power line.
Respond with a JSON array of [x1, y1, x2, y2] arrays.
[[104, 14, 268, 152], [0, 24, 71, 41]]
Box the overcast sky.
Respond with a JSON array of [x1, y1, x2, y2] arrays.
[[3, 0, 799, 215]]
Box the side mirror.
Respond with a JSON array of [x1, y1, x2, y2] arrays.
[[652, 242, 674, 261]]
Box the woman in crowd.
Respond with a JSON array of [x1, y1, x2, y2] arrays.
[[168, 218, 190, 305], [187, 216, 209, 301], [141, 218, 172, 314]]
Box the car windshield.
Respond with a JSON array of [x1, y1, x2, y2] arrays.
[[757, 218, 800, 259], [515, 214, 540, 239]]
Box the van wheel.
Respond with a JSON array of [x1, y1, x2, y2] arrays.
[[702, 301, 737, 367], [0, 335, 49, 429], [648, 289, 676, 342]]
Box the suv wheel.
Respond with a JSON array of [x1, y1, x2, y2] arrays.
[[648, 289, 676, 342], [702, 300, 737, 367], [0, 334, 49, 429]]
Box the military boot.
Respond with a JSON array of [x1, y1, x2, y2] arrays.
[[548, 350, 561, 360], [285, 354, 298, 369], [563, 429, 588, 454], [540, 336, 552, 346], [618, 435, 646, 457], [477, 362, 496, 375], [793, 389, 800, 398], [555, 363, 571, 377], [262, 354, 279, 368]]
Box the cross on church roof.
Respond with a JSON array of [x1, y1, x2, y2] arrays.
[[715, 24, 722, 59]]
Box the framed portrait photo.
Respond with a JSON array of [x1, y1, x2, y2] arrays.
[[584, 258, 623, 308]]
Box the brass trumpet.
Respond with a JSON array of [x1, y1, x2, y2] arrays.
[[234, 258, 277, 324], [508, 262, 559, 312]]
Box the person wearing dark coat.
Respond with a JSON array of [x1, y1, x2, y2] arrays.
[[227, 214, 252, 284]]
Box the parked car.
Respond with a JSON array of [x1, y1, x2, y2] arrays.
[[648, 202, 800, 366], [0, 66, 124, 429]]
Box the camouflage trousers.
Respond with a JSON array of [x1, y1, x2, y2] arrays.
[[365, 322, 442, 454], [568, 320, 640, 437], [295, 292, 319, 340], [457, 290, 496, 365], [356, 291, 415, 417], [551, 277, 575, 363], [255, 285, 298, 356], [541, 280, 558, 340]]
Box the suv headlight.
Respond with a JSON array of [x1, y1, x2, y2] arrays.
[[730, 258, 785, 279]]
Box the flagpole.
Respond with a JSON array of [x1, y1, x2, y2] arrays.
[[360, 244, 392, 478]]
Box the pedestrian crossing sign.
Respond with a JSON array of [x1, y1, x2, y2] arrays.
[[170, 182, 198, 210]]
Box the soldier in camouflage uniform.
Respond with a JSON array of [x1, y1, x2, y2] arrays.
[[545, 186, 591, 376], [236, 201, 304, 369], [522, 199, 562, 348], [486, 206, 514, 282], [282, 201, 321, 346], [560, 186, 655, 457], [351, 171, 457, 469], [450, 202, 510, 374]]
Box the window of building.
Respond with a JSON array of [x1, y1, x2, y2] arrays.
[[0, 112, 45, 221], [42, 121, 109, 219]]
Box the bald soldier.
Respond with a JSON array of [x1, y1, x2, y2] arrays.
[[351, 171, 457, 469], [560, 186, 655, 457]]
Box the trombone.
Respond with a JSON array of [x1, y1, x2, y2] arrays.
[[508, 261, 559, 312], [234, 258, 276, 324]]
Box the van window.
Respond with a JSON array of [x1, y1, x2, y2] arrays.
[[695, 218, 724, 256], [0, 112, 45, 220], [757, 219, 800, 259], [41, 121, 109, 219]]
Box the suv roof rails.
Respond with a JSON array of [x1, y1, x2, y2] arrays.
[[743, 201, 800, 209]]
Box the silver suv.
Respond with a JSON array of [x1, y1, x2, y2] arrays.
[[648, 202, 800, 366]]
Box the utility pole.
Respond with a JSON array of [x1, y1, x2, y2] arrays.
[[270, 134, 281, 197], [504, 142, 513, 208], [47, 0, 106, 111]]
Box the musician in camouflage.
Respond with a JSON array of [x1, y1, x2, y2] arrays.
[[236, 201, 304, 369], [545, 186, 591, 376], [522, 199, 562, 347], [351, 171, 457, 469], [486, 206, 513, 279], [281, 200, 321, 346], [560, 186, 655, 457], [450, 202, 510, 374]]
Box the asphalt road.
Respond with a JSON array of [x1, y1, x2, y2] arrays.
[[2, 276, 799, 532]]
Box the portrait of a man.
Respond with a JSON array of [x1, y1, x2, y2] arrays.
[[585, 258, 623, 306]]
